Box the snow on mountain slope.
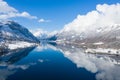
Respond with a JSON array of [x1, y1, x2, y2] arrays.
[[0, 21, 39, 42], [57, 3, 120, 44], [30, 29, 48, 40], [31, 29, 58, 41], [0, 20, 39, 50]]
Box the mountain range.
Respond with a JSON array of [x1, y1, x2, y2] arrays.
[[56, 24, 120, 49], [1, 20, 120, 51]]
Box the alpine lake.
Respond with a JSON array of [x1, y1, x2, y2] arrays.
[[0, 41, 120, 80]]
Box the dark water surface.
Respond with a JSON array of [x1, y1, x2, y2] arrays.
[[0, 43, 120, 80]]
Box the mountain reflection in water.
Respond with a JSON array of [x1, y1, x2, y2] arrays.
[[54, 43, 120, 80], [0, 47, 36, 64], [0, 43, 120, 80], [0, 46, 36, 80]]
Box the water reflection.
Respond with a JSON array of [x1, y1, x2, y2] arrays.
[[0, 47, 36, 80], [54, 43, 120, 80], [0, 47, 36, 65], [0, 42, 120, 80]]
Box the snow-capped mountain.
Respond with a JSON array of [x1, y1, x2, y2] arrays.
[[0, 21, 39, 42], [57, 24, 120, 42], [0, 21, 39, 50], [31, 29, 48, 40], [57, 24, 120, 49], [56, 3, 120, 49], [31, 29, 58, 41]]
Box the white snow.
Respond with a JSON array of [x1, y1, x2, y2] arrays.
[[8, 41, 35, 50], [31, 28, 58, 39], [93, 42, 104, 45], [71, 36, 75, 38], [85, 48, 120, 55]]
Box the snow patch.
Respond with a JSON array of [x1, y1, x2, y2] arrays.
[[85, 48, 120, 55], [93, 42, 104, 45], [8, 41, 36, 50]]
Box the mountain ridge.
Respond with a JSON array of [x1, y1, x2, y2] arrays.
[[0, 20, 39, 50]]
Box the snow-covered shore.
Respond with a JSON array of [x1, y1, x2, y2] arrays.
[[0, 41, 38, 52], [85, 48, 120, 55], [8, 41, 37, 50]]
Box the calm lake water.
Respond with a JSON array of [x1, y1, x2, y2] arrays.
[[0, 42, 120, 80]]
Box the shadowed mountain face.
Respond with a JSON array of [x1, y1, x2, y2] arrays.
[[0, 21, 39, 51], [0, 21, 39, 43], [0, 46, 36, 65]]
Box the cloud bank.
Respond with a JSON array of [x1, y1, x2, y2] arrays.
[[0, 0, 37, 19], [62, 3, 120, 33]]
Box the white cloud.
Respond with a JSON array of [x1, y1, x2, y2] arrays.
[[38, 59, 44, 63], [0, 62, 37, 80], [62, 3, 120, 33], [38, 18, 51, 23], [0, 0, 17, 13], [38, 19, 45, 22], [17, 12, 37, 19], [0, 0, 37, 20]]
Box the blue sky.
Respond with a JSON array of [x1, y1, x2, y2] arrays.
[[4, 0, 120, 31]]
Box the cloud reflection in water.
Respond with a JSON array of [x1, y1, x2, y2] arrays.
[[54, 44, 120, 80]]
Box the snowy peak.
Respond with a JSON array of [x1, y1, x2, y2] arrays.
[[31, 29, 58, 41]]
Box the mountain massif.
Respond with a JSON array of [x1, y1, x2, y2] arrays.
[[57, 24, 120, 49], [0, 21, 39, 51]]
